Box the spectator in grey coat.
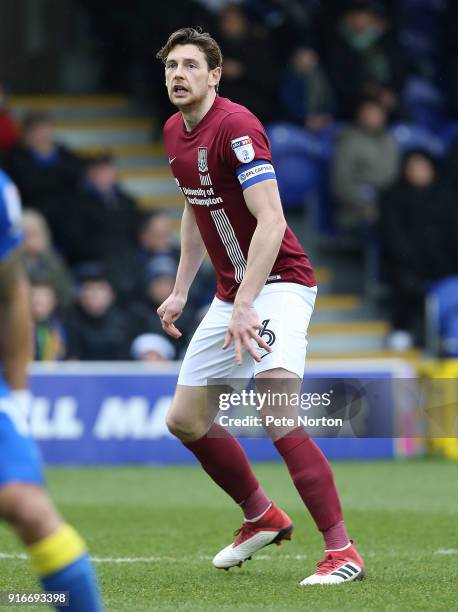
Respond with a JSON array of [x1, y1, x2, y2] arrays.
[[331, 98, 400, 230]]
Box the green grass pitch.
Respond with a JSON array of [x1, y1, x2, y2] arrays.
[[0, 460, 457, 611]]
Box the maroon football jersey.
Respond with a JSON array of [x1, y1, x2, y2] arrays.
[[163, 96, 316, 302]]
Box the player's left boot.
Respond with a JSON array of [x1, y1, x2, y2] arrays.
[[300, 541, 365, 585], [212, 503, 293, 570]]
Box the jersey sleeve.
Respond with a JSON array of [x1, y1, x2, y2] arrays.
[[220, 112, 276, 191], [0, 178, 23, 262]]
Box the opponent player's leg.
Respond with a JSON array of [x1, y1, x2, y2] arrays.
[[253, 284, 365, 585], [0, 402, 102, 611]]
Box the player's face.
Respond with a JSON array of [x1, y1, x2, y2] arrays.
[[165, 44, 220, 109]]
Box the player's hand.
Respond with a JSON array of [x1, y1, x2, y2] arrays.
[[157, 293, 186, 339], [222, 302, 272, 365]]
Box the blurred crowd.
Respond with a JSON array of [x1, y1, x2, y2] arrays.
[[0, 108, 215, 363], [79, 0, 458, 124], [79, 0, 458, 348], [1, 0, 458, 357]]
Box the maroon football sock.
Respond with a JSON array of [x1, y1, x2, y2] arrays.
[[323, 520, 350, 550], [274, 427, 343, 532], [240, 487, 271, 521], [184, 423, 264, 507]]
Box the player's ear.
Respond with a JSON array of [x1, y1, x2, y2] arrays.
[[209, 67, 221, 89]]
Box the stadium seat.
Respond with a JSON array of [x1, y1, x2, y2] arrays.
[[266, 123, 324, 210], [426, 275, 458, 356], [402, 76, 446, 131], [439, 122, 458, 151], [273, 154, 321, 209], [266, 123, 324, 159], [390, 122, 445, 157], [266, 122, 345, 230]]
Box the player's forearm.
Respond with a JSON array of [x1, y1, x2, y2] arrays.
[[173, 203, 206, 298], [173, 249, 206, 298], [235, 217, 286, 306], [0, 276, 33, 390]]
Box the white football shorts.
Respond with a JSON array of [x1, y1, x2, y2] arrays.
[[177, 282, 317, 386]]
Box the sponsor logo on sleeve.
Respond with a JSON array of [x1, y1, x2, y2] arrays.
[[237, 163, 275, 186], [231, 135, 255, 163]]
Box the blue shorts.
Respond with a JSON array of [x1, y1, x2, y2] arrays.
[[0, 385, 44, 488]]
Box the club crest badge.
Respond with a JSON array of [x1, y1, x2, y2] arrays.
[[197, 146, 208, 173], [231, 135, 255, 163]]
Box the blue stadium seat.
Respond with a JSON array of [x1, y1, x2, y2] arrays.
[[266, 123, 323, 159], [266, 122, 344, 228], [313, 123, 344, 159], [390, 123, 445, 157], [439, 122, 458, 151], [266, 123, 324, 210], [402, 76, 446, 131], [273, 154, 321, 210], [310, 124, 348, 234], [426, 275, 458, 356]]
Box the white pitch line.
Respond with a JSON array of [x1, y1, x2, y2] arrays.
[[91, 556, 178, 563], [2, 548, 457, 564], [0, 552, 309, 564], [0, 552, 27, 560], [434, 548, 458, 555], [0, 553, 179, 564]]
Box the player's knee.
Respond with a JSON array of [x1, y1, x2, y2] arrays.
[[8, 489, 48, 530], [166, 412, 193, 438], [166, 412, 207, 441], [0, 485, 58, 538]]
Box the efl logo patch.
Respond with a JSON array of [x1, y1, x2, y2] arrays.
[[197, 146, 208, 173], [231, 135, 255, 163], [237, 163, 274, 186]]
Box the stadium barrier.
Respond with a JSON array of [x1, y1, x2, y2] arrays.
[[418, 359, 458, 460], [26, 360, 423, 465]]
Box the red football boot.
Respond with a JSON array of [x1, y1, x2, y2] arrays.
[[212, 503, 293, 570]]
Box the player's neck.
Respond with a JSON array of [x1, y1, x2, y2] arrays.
[[181, 90, 217, 132]]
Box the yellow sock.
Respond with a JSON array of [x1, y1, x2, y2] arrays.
[[28, 524, 86, 577]]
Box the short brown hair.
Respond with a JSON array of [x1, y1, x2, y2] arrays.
[[156, 27, 223, 71]]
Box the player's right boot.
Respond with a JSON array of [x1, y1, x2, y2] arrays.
[[299, 541, 365, 585], [212, 503, 293, 570]]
